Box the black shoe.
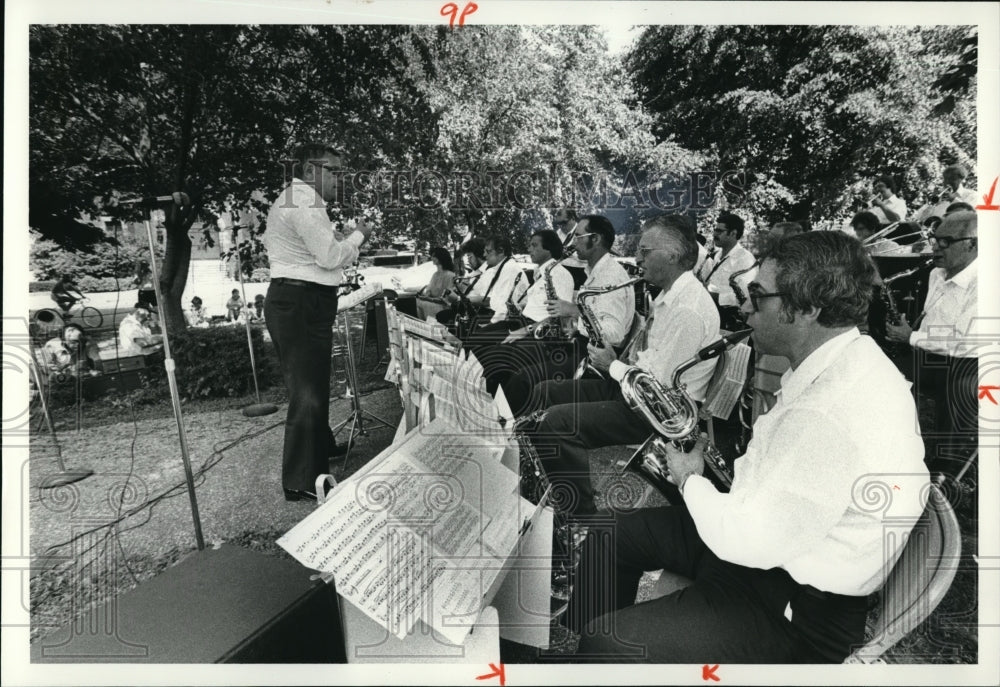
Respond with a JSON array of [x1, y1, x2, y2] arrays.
[[329, 438, 353, 458], [283, 488, 318, 502]]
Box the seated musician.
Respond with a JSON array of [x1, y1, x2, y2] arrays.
[[553, 207, 589, 289], [885, 210, 978, 474], [499, 215, 634, 416], [568, 231, 929, 663], [867, 174, 907, 224], [439, 237, 523, 332], [415, 246, 456, 320], [522, 220, 718, 522], [851, 210, 906, 257], [700, 211, 756, 331], [912, 164, 978, 224], [463, 231, 567, 357], [435, 238, 485, 327]]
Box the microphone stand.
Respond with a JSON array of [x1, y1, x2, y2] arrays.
[[31, 343, 93, 488], [142, 212, 205, 551], [232, 226, 278, 417]]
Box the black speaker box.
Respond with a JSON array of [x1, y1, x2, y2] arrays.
[[31, 544, 345, 663]]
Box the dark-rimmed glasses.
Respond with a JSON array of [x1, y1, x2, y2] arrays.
[[746, 284, 786, 312], [927, 233, 975, 249]]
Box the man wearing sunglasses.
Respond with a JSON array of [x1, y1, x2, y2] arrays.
[[263, 142, 373, 502], [569, 231, 928, 663], [886, 210, 978, 474]]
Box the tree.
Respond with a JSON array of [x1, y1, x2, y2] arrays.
[[627, 25, 977, 227], [29, 25, 432, 331]]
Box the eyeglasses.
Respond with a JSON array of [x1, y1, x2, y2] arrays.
[[746, 284, 785, 312], [927, 233, 975, 249]]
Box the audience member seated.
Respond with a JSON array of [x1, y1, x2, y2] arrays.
[[185, 296, 211, 328], [119, 303, 162, 356], [225, 289, 244, 322], [41, 323, 101, 377]]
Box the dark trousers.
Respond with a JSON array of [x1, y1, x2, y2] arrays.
[[264, 281, 339, 492], [461, 317, 525, 356], [499, 335, 587, 418], [526, 378, 650, 518], [568, 507, 869, 663], [912, 351, 978, 475]]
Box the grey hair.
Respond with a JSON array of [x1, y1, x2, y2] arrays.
[[641, 222, 698, 271]]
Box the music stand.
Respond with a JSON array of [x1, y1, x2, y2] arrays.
[[331, 291, 395, 462]]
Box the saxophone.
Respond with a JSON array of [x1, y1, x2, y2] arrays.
[[619, 329, 753, 494], [504, 270, 526, 320], [881, 258, 933, 326], [531, 249, 578, 341], [572, 278, 644, 380], [728, 260, 759, 310]]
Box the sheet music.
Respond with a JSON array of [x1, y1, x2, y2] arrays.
[[338, 281, 383, 311], [279, 419, 520, 645], [703, 341, 752, 420]]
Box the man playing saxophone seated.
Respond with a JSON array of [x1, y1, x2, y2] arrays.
[[499, 215, 635, 417], [567, 231, 929, 663], [885, 210, 978, 476], [468, 230, 575, 393], [521, 220, 719, 522]]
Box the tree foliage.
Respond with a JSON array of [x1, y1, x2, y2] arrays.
[[627, 25, 977, 228]]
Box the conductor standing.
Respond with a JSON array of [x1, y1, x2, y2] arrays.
[[263, 143, 372, 501]]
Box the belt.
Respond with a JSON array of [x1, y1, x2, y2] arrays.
[[271, 277, 340, 293]]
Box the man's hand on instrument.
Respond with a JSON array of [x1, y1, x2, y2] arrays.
[[545, 298, 578, 319], [502, 327, 530, 344], [587, 343, 616, 372], [885, 320, 913, 343], [662, 435, 706, 491]]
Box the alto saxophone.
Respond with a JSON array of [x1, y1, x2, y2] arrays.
[[881, 258, 933, 326], [504, 270, 526, 320], [619, 329, 753, 494], [573, 277, 644, 380], [531, 249, 578, 341]]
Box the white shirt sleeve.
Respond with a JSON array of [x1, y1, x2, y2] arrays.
[[684, 407, 861, 570]]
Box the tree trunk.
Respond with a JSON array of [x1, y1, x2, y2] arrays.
[[159, 218, 194, 334]]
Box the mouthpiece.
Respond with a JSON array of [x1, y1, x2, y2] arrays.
[[696, 328, 753, 361]]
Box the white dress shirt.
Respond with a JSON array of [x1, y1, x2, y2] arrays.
[[520, 259, 574, 323], [631, 270, 720, 401], [118, 314, 154, 356], [868, 194, 908, 225], [576, 253, 635, 347], [702, 242, 757, 307], [684, 330, 928, 596], [263, 178, 364, 286], [909, 259, 978, 358], [473, 258, 529, 324]]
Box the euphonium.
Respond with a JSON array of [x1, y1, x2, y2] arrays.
[[572, 277, 644, 380], [620, 329, 753, 494]]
